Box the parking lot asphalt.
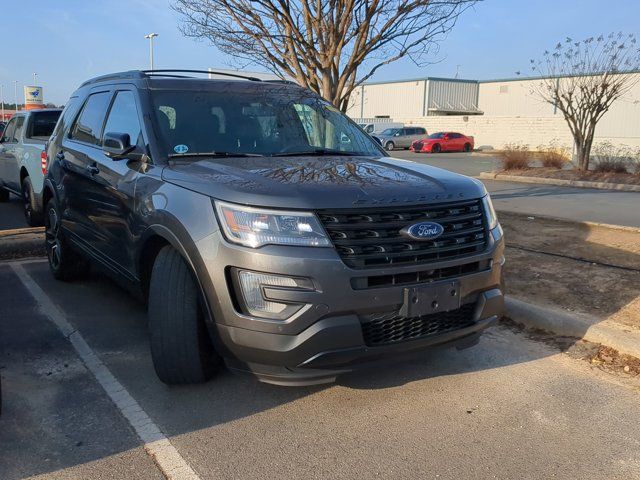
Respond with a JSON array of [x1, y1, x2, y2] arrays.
[[2, 259, 640, 480], [2, 152, 639, 232]]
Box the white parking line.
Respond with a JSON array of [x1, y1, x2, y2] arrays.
[[10, 262, 202, 480]]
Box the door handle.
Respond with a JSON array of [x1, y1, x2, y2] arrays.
[[86, 164, 100, 175]]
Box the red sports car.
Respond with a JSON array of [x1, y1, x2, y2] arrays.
[[410, 132, 474, 153]]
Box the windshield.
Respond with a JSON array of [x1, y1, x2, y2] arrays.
[[380, 128, 400, 135], [151, 86, 383, 158], [428, 132, 446, 139]]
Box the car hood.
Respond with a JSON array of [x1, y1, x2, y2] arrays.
[[161, 156, 486, 209]]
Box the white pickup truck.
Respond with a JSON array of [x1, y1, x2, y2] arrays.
[[0, 109, 61, 226]]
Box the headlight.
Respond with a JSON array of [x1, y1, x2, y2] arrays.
[[215, 200, 331, 248], [482, 194, 498, 230]]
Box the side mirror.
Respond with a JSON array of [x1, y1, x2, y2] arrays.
[[103, 132, 135, 160], [394, 132, 401, 137]]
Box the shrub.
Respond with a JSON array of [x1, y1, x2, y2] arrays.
[[499, 143, 532, 170], [537, 141, 570, 169], [591, 142, 634, 174]]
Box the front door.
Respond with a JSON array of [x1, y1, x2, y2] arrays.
[[87, 89, 146, 276]]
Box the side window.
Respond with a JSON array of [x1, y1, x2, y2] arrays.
[[417, 128, 426, 135], [53, 97, 81, 140], [70, 91, 111, 145], [11, 117, 25, 142], [450, 133, 461, 139], [103, 91, 143, 148], [1, 117, 17, 143]]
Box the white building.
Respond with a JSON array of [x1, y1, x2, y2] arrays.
[[347, 72, 640, 150]]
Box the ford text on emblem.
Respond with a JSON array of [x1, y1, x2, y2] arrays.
[[402, 221, 445, 240]]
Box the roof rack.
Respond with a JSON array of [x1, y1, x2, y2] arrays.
[[79, 69, 264, 87], [142, 69, 262, 82]]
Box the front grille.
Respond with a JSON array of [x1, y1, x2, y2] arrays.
[[361, 303, 476, 346], [317, 199, 488, 268]]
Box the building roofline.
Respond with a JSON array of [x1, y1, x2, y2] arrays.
[[361, 69, 640, 87]]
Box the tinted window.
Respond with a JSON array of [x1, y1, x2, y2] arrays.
[[152, 88, 381, 157], [449, 133, 461, 139], [380, 128, 399, 135], [428, 132, 446, 139], [416, 128, 426, 134], [1, 117, 17, 143], [70, 91, 111, 145], [27, 111, 61, 138], [12, 117, 25, 142], [103, 91, 143, 148]]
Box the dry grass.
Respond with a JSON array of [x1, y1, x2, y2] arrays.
[[537, 141, 570, 169], [591, 141, 640, 174], [499, 143, 532, 170]]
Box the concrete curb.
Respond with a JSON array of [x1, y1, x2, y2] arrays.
[[479, 171, 640, 193], [505, 297, 640, 359], [496, 210, 640, 234], [0, 228, 45, 260]]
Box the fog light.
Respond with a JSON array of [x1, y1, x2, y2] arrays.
[[236, 270, 311, 319]]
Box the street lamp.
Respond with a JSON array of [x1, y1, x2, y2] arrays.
[[144, 33, 159, 70], [33, 73, 38, 85], [0, 85, 4, 121], [14, 80, 18, 112]]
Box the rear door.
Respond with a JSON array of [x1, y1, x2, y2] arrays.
[[59, 89, 113, 251], [398, 128, 413, 148], [0, 115, 25, 191], [0, 117, 18, 190]]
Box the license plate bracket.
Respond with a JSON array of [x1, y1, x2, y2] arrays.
[[399, 281, 461, 318]]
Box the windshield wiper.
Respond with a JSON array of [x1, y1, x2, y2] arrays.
[[168, 151, 262, 159], [270, 148, 366, 157]]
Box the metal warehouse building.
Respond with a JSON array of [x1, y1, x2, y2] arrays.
[[347, 73, 640, 149]]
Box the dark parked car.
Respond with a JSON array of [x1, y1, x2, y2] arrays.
[[44, 70, 504, 386]]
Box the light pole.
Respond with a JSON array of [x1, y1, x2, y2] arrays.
[[144, 33, 159, 70], [33, 73, 38, 85], [14, 80, 18, 112], [1, 85, 4, 121]]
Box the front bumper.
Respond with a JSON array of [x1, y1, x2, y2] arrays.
[[196, 225, 505, 385]]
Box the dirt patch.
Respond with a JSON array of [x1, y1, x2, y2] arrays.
[[500, 212, 640, 330], [501, 167, 640, 185]]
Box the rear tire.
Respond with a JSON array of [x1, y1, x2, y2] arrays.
[[431, 143, 441, 153], [148, 246, 220, 385], [45, 199, 89, 281], [0, 188, 9, 202], [463, 143, 472, 152], [385, 141, 395, 151], [22, 176, 43, 227]]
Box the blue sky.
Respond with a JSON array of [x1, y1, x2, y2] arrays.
[[1, 0, 638, 105]]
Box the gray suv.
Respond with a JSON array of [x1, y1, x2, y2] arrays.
[[44, 70, 504, 386], [375, 127, 427, 151]]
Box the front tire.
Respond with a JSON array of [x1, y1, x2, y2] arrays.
[[45, 199, 89, 281], [385, 141, 395, 151], [22, 176, 43, 227], [148, 246, 220, 385], [431, 143, 441, 153], [463, 143, 472, 152]]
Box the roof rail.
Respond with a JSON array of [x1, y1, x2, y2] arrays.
[[79, 69, 264, 88], [142, 69, 262, 82]]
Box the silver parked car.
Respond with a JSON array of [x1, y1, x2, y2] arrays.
[[374, 127, 427, 151]]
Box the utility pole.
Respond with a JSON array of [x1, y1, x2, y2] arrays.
[[144, 33, 159, 70], [33, 73, 38, 85], [14, 80, 18, 112], [1, 85, 4, 121]]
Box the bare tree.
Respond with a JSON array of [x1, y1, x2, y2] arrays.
[[529, 33, 640, 171], [172, 0, 478, 112]]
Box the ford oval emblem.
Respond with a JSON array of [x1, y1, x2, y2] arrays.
[[402, 221, 445, 240]]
